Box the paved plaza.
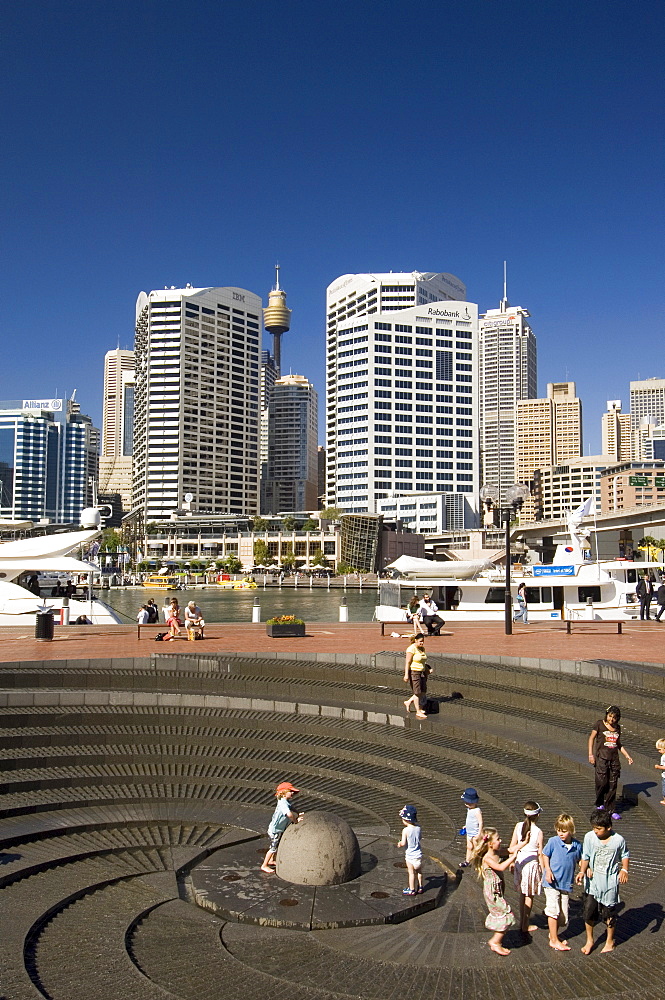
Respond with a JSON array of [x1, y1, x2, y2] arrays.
[[0, 625, 664, 999]]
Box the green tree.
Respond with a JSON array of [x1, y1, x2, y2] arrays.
[[253, 539, 269, 565], [637, 536, 658, 560], [281, 551, 296, 570], [282, 515, 296, 530], [311, 551, 329, 567], [99, 527, 121, 552], [253, 516, 269, 531], [219, 554, 243, 574], [336, 561, 355, 574], [320, 507, 344, 521], [655, 539, 665, 562], [302, 518, 318, 531]]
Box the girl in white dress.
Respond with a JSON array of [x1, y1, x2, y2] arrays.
[[509, 800, 543, 934]]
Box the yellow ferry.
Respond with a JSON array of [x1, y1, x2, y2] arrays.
[[142, 575, 180, 590]]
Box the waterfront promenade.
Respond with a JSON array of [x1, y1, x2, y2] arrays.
[[1, 618, 664, 665]]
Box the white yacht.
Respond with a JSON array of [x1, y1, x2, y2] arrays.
[[0, 509, 123, 626], [376, 503, 657, 624]]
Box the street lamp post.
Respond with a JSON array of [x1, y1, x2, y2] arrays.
[[481, 484, 530, 636]]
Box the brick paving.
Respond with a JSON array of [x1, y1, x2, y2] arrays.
[[0, 618, 664, 665]]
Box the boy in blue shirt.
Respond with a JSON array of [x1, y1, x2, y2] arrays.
[[541, 813, 582, 951], [260, 781, 303, 873]]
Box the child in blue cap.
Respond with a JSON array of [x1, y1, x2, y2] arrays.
[[397, 805, 423, 895], [459, 787, 484, 868]]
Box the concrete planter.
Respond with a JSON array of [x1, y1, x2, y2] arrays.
[[266, 622, 306, 638]]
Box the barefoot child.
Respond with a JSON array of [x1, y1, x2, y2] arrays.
[[509, 800, 543, 934], [472, 828, 525, 956], [540, 813, 582, 951], [260, 781, 303, 873], [397, 805, 423, 895], [459, 787, 483, 868], [655, 738, 665, 805], [576, 809, 629, 954]]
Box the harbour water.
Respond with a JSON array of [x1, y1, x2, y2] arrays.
[[104, 585, 382, 624]]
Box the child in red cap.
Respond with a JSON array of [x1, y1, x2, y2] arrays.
[[260, 781, 303, 873]]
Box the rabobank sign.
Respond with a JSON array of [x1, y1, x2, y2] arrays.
[[23, 398, 63, 411], [427, 306, 474, 320]]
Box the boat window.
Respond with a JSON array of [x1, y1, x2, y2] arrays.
[[626, 569, 637, 583], [528, 587, 551, 604], [484, 588, 506, 604], [578, 586, 602, 603]]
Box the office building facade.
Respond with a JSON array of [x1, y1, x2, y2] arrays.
[[478, 301, 537, 503], [99, 348, 135, 518], [132, 285, 261, 520], [601, 400, 632, 462], [325, 271, 478, 523], [534, 455, 609, 523], [0, 396, 99, 523], [260, 373, 318, 513], [516, 381, 582, 521], [629, 378, 665, 432]]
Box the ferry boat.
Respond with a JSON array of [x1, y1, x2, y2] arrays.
[[142, 574, 180, 591], [376, 501, 657, 624], [214, 579, 258, 590], [0, 509, 123, 625]]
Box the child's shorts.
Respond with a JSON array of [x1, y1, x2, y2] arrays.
[[543, 886, 570, 922], [268, 832, 283, 852], [582, 893, 618, 925]]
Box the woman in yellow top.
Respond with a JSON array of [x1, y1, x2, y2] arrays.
[[403, 633, 430, 719]]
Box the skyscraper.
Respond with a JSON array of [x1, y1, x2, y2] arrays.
[[99, 348, 135, 517], [325, 271, 478, 520], [601, 400, 631, 462], [132, 285, 261, 520], [260, 349, 278, 480], [0, 396, 99, 523], [516, 381, 582, 521], [260, 373, 318, 513], [629, 378, 665, 459], [479, 287, 537, 503]]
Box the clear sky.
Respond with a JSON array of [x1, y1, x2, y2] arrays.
[[2, 0, 663, 453]]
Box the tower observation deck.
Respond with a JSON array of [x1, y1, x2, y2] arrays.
[[263, 265, 291, 375]]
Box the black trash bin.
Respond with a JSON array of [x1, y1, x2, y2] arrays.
[[35, 609, 54, 641]]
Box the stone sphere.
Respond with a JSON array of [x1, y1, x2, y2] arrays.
[[276, 810, 361, 885]]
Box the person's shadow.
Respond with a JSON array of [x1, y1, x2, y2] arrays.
[[620, 781, 659, 815], [616, 901, 665, 943]]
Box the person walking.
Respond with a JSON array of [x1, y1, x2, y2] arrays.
[[513, 581, 528, 624], [588, 706, 633, 819], [636, 572, 655, 620], [509, 800, 543, 935], [577, 809, 629, 954], [472, 828, 524, 956], [403, 634, 430, 719], [397, 805, 424, 895], [655, 581, 665, 621], [654, 738, 665, 805]]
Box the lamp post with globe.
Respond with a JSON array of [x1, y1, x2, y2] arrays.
[[480, 484, 530, 635]]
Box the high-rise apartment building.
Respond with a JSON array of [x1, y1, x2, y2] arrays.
[[99, 348, 135, 518], [260, 373, 318, 513], [601, 400, 631, 462], [0, 396, 99, 523], [516, 381, 582, 521], [629, 379, 665, 459], [479, 296, 537, 503], [325, 271, 478, 521], [260, 349, 278, 478], [132, 285, 261, 520]]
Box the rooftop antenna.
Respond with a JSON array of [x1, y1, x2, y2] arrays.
[[500, 260, 509, 312], [274, 263, 281, 291]]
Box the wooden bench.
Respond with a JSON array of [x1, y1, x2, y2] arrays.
[[564, 620, 626, 634]]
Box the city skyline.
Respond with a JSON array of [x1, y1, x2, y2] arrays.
[[1, 1, 662, 455]]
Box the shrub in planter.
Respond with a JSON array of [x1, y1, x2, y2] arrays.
[[266, 614, 305, 637]]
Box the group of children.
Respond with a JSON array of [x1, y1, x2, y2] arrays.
[[260, 728, 665, 955], [460, 787, 630, 956]]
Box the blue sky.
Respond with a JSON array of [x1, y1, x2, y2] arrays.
[[1, 0, 663, 453]]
